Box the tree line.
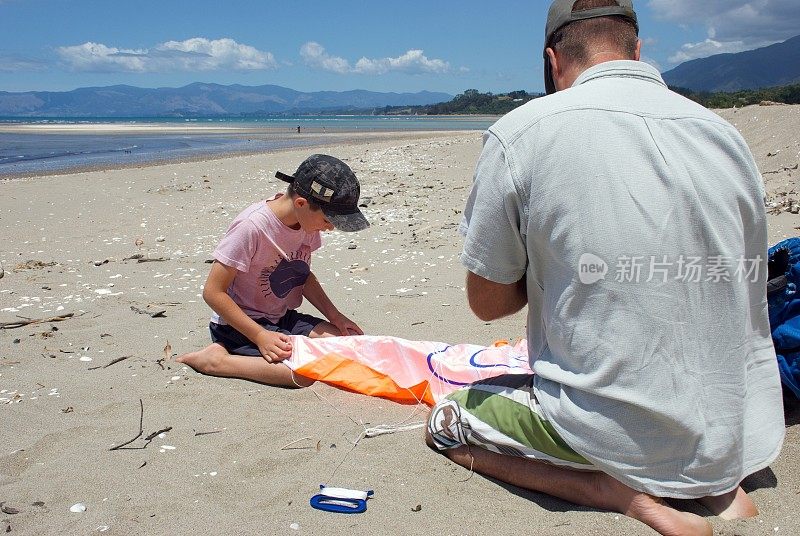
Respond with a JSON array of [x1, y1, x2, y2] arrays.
[[377, 83, 800, 116]]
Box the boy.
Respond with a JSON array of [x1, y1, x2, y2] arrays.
[[178, 154, 369, 387]]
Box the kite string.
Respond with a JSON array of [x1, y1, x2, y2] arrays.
[[288, 355, 451, 482], [287, 343, 515, 482]]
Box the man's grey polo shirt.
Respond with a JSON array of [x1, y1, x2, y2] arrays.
[[460, 60, 785, 497]]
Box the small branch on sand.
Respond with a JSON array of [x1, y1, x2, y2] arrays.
[[136, 257, 170, 263], [144, 426, 173, 441], [109, 401, 172, 451], [194, 430, 222, 437], [156, 341, 172, 370], [130, 306, 167, 318], [280, 436, 314, 450], [88, 355, 132, 370], [0, 313, 80, 330], [110, 399, 144, 451]]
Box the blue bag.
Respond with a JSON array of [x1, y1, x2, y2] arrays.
[[767, 237, 800, 399]]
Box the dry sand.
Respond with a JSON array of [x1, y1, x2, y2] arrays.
[[0, 106, 798, 535]]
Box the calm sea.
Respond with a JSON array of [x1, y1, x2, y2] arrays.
[[0, 115, 495, 178]]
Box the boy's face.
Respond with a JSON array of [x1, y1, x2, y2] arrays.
[[294, 197, 335, 232]]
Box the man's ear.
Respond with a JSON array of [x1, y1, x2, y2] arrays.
[[546, 47, 560, 86], [294, 196, 308, 209], [634, 39, 642, 61]]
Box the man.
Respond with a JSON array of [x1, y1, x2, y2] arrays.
[[426, 1, 785, 534]]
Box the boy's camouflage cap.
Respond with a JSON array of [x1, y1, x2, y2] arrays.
[[276, 154, 369, 232]]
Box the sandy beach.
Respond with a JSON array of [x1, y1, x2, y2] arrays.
[[1, 105, 799, 535]]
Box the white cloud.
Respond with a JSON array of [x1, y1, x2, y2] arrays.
[[300, 41, 452, 75], [56, 38, 277, 72], [648, 0, 800, 63], [0, 54, 46, 72], [300, 42, 351, 74], [667, 38, 754, 64]]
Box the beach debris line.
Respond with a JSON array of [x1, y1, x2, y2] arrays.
[[0, 312, 82, 330]]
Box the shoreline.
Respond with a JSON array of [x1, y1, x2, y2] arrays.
[[0, 129, 474, 181]]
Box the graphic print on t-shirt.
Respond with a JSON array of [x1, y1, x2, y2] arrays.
[[259, 246, 312, 299]]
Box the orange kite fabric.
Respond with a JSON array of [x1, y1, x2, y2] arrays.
[[286, 335, 531, 406]]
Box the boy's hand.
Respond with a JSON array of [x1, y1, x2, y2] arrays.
[[255, 330, 293, 362], [330, 313, 364, 336]]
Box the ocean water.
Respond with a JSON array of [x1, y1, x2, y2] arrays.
[[0, 115, 495, 177]]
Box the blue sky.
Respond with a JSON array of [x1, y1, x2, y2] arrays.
[[1, 0, 799, 95]]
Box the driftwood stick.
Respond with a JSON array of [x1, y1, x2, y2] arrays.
[[0, 313, 76, 330], [88, 355, 132, 371], [144, 426, 172, 441], [109, 399, 144, 451], [280, 436, 313, 450], [194, 430, 222, 436]]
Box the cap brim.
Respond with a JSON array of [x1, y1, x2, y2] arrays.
[[323, 208, 370, 232], [275, 171, 295, 183]]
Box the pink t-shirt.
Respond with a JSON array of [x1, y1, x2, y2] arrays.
[[211, 197, 322, 324]]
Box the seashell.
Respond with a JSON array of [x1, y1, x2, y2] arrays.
[[69, 503, 87, 513]]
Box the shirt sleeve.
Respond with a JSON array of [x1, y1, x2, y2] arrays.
[[213, 219, 258, 272], [308, 230, 322, 253], [460, 131, 528, 284]]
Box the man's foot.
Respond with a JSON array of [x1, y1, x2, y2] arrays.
[[595, 473, 713, 536], [697, 486, 758, 520]]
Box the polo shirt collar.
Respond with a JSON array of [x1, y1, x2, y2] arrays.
[[572, 60, 667, 89]]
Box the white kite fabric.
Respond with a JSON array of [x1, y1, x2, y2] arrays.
[[285, 335, 531, 406]]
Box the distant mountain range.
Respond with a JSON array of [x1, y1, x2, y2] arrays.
[[662, 34, 800, 92], [0, 83, 452, 117]]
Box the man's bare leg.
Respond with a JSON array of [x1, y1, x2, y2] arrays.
[[176, 343, 314, 388], [697, 486, 758, 519], [426, 432, 711, 536]]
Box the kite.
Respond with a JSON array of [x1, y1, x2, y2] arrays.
[[285, 335, 531, 406]]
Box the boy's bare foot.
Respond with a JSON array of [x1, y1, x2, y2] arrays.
[[595, 473, 713, 536], [176, 343, 229, 373], [697, 486, 758, 519]]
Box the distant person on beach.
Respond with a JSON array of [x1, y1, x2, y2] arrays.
[[178, 154, 369, 387], [297, 125, 301, 133], [426, 1, 785, 535]]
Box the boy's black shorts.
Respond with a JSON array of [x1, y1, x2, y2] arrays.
[[209, 310, 324, 357]]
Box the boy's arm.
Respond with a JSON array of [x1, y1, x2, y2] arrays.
[[203, 261, 293, 362], [302, 272, 363, 335]]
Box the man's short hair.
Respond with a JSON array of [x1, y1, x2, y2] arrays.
[[549, 0, 639, 65]]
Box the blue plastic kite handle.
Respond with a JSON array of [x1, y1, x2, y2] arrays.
[[309, 494, 367, 514]]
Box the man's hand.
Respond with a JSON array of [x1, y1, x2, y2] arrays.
[[254, 330, 293, 363], [329, 312, 364, 336]]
